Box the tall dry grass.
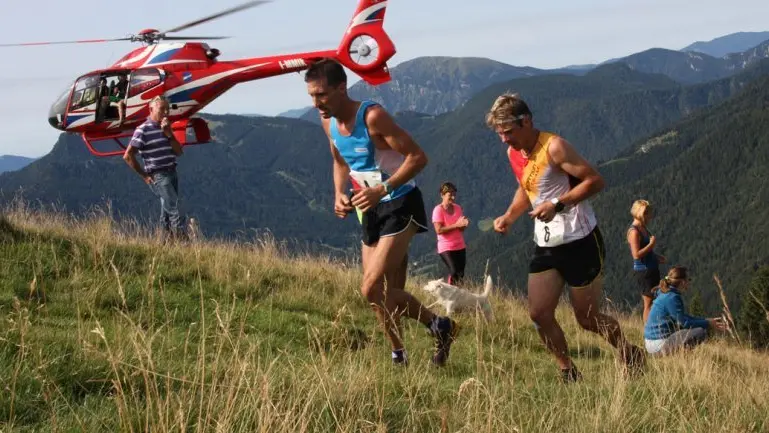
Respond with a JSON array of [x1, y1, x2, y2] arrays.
[[0, 204, 767, 432]]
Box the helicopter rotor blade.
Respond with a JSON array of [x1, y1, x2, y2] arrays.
[[158, 36, 231, 41], [159, 0, 271, 36], [1, 1, 269, 48], [0, 37, 132, 48]]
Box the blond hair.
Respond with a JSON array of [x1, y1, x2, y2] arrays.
[[657, 266, 688, 294], [630, 199, 652, 224], [485, 92, 532, 129]]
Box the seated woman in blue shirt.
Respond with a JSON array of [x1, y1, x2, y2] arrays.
[[644, 266, 727, 355]]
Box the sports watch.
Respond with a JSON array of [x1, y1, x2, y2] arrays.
[[550, 197, 565, 213], [383, 181, 393, 194]]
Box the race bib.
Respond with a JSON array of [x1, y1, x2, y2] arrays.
[[349, 170, 383, 190], [533, 214, 566, 247]]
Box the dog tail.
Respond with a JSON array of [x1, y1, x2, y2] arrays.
[[482, 275, 493, 297]]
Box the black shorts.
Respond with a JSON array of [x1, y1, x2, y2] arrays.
[[529, 226, 605, 287], [360, 187, 428, 246], [634, 268, 661, 298]]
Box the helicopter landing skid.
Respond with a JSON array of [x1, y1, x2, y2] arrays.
[[81, 117, 212, 157]]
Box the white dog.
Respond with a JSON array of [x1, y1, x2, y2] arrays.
[[421, 275, 494, 322]]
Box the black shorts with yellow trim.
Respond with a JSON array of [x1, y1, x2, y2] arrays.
[[529, 226, 605, 287], [359, 186, 428, 246]]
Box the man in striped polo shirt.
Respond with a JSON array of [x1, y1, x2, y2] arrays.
[[123, 96, 187, 241]]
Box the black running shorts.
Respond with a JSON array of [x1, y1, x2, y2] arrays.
[[360, 187, 428, 246], [529, 226, 605, 288], [634, 268, 661, 298]]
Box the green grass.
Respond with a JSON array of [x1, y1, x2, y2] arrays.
[[0, 207, 767, 432]]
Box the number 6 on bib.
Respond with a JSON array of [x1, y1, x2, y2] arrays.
[[534, 215, 566, 247]]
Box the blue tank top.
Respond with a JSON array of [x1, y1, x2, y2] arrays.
[[630, 225, 659, 271], [329, 100, 415, 202]]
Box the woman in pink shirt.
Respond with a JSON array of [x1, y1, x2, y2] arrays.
[[432, 182, 470, 285]]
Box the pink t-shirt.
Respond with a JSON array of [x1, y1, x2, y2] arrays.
[[432, 204, 466, 253]]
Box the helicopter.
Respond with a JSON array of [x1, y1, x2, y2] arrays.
[[1, 0, 396, 156]]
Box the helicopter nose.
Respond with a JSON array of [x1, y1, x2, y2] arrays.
[[48, 115, 65, 131]]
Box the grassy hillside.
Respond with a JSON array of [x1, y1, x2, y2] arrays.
[[1, 207, 767, 432]]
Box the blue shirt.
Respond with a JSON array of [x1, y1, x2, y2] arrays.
[[329, 100, 415, 202], [644, 288, 709, 340], [128, 119, 177, 173]]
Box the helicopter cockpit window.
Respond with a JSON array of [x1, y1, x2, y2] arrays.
[[49, 82, 73, 119], [127, 69, 162, 98], [69, 74, 101, 111], [48, 82, 74, 130]]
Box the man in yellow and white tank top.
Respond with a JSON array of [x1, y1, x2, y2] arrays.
[[517, 130, 598, 247], [487, 93, 645, 382]]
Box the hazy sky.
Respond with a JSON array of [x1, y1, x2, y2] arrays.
[[0, 0, 766, 157]]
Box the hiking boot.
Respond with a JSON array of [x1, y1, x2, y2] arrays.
[[430, 316, 459, 367], [620, 344, 646, 379], [561, 364, 583, 383]]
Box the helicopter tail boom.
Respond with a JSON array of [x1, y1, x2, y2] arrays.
[[220, 0, 395, 86]]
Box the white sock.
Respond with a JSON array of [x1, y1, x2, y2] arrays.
[[392, 349, 407, 361]]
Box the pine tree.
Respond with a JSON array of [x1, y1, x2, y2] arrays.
[[688, 288, 705, 317], [739, 266, 769, 349]]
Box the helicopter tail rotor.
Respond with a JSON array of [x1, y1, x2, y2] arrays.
[[333, 0, 395, 85]]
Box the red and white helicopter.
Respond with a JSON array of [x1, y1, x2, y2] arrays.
[[2, 0, 395, 156]]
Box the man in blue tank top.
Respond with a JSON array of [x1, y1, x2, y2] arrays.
[[304, 58, 458, 367]]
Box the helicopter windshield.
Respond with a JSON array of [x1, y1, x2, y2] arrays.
[[48, 81, 74, 130], [69, 74, 101, 111]]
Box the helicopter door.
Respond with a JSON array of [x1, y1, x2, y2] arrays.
[[95, 72, 130, 123], [56, 73, 102, 129], [92, 69, 161, 124]]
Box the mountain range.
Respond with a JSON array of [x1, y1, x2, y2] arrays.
[[282, 32, 769, 121], [0, 155, 36, 174], [681, 31, 769, 57]]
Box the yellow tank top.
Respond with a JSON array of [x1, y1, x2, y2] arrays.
[[517, 132, 597, 247]]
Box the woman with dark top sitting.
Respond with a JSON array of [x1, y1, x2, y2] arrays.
[[627, 199, 667, 323], [644, 266, 727, 356]]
